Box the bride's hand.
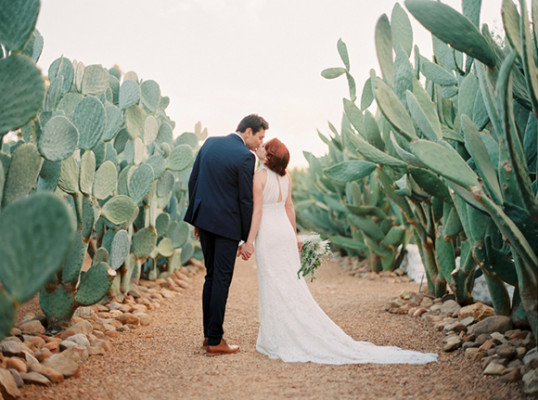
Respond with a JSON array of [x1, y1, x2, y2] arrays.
[[297, 238, 303, 252]]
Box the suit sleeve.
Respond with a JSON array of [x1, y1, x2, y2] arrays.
[[238, 152, 256, 241]]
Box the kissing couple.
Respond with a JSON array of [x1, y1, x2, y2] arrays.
[[184, 114, 437, 364]]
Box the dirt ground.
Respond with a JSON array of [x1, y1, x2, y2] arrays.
[[19, 256, 525, 400]]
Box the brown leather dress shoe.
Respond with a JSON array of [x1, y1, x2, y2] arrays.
[[206, 339, 240, 356]]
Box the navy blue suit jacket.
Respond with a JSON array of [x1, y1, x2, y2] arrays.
[[184, 134, 255, 242]]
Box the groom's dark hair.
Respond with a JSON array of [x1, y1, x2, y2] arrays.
[[236, 114, 269, 134]]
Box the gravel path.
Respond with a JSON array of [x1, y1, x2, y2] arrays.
[[20, 256, 524, 399]]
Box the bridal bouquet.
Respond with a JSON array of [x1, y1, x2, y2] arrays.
[[297, 233, 331, 282]]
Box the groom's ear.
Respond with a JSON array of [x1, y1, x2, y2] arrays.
[[244, 127, 253, 137]]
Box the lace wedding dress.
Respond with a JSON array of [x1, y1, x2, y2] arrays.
[[254, 166, 438, 364]]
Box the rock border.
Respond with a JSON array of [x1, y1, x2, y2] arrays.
[[0, 263, 203, 400]]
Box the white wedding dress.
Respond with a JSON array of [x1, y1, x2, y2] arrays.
[[254, 166, 438, 364]]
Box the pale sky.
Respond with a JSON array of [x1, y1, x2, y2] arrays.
[[36, 0, 505, 168]]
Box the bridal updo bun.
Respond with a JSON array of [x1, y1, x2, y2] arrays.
[[264, 138, 289, 176]]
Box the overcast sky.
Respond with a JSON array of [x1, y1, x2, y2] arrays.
[[35, 0, 505, 168]]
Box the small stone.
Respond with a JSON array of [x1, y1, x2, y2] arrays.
[[508, 330, 527, 340], [60, 320, 93, 339], [44, 341, 60, 353], [109, 310, 123, 318], [475, 334, 490, 346], [469, 316, 513, 335], [496, 344, 516, 360], [508, 359, 523, 368], [18, 320, 45, 335], [478, 339, 498, 352], [458, 303, 495, 321], [443, 322, 466, 334], [460, 316, 475, 327], [0, 341, 25, 357], [522, 333, 536, 349], [30, 365, 64, 384], [0, 368, 21, 399], [419, 296, 433, 308], [116, 313, 140, 325], [465, 348, 480, 358], [72, 306, 95, 320], [411, 308, 428, 318], [462, 333, 476, 342], [42, 353, 79, 377], [59, 340, 79, 351], [21, 372, 51, 387], [522, 369, 538, 396], [440, 300, 461, 315], [62, 346, 89, 363], [516, 347, 527, 359], [105, 331, 120, 338], [132, 312, 151, 326], [23, 336, 45, 351], [443, 336, 462, 352], [483, 362, 506, 375], [490, 332, 507, 343], [523, 347, 538, 369], [5, 357, 27, 373], [462, 341, 480, 351], [499, 367, 521, 383], [430, 304, 442, 312], [8, 369, 24, 388], [35, 348, 52, 362], [64, 333, 90, 347]]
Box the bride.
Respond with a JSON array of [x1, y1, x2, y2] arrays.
[[239, 138, 437, 365]]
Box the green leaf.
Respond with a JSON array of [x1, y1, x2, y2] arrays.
[[102, 105, 122, 142], [337, 38, 350, 70], [57, 155, 79, 195], [360, 77, 374, 110], [2, 143, 43, 207], [128, 164, 155, 204], [81, 65, 109, 96], [321, 67, 346, 79], [93, 161, 117, 200], [349, 132, 407, 168], [131, 228, 157, 258], [79, 150, 96, 196], [375, 14, 394, 85], [374, 77, 417, 141], [75, 262, 113, 306], [101, 195, 137, 225], [140, 80, 161, 112], [167, 145, 194, 171], [461, 115, 502, 204], [405, 0, 496, 66], [0, 0, 40, 52], [0, 193, 76, 303], [73, 96, 106, 150], [48, 57, 74, 94], [405, 84, 442, 140], [38, 116, 78, 162], [502, 0, 522, 56], [0, 290, 15, 341], [125, 105, 146, 138], [323, 161, 376, 183], [110, 230, 130, 270], [119, 80, 141, 109], [391, 2, 413, 57], [410, 139, 480, 189], [421, 59, 457, 85], [143, 115, 159, 145], [0, 55, 45, 135]]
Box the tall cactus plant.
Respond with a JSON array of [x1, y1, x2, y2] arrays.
[[312, 0, 537, 338]]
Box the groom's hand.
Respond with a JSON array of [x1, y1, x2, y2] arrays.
[[241, 242, 254, 260]]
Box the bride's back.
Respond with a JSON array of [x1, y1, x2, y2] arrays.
[[260, 166, 288, 205]]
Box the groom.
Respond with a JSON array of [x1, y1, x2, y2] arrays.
[[184, 114, 268, 356]]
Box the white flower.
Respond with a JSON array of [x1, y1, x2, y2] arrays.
[[297, 232, 331, 282]]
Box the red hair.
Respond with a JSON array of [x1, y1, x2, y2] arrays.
[[264, 138, 289, 176]]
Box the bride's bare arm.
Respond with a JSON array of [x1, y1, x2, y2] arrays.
[[242, 169, 267, 258], [284, 174, 303, 251]]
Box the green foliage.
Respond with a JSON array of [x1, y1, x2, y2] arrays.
[[311, 0, 538, 339]]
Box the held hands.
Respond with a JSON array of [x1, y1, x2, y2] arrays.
[[237, 242, 255, 260]]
